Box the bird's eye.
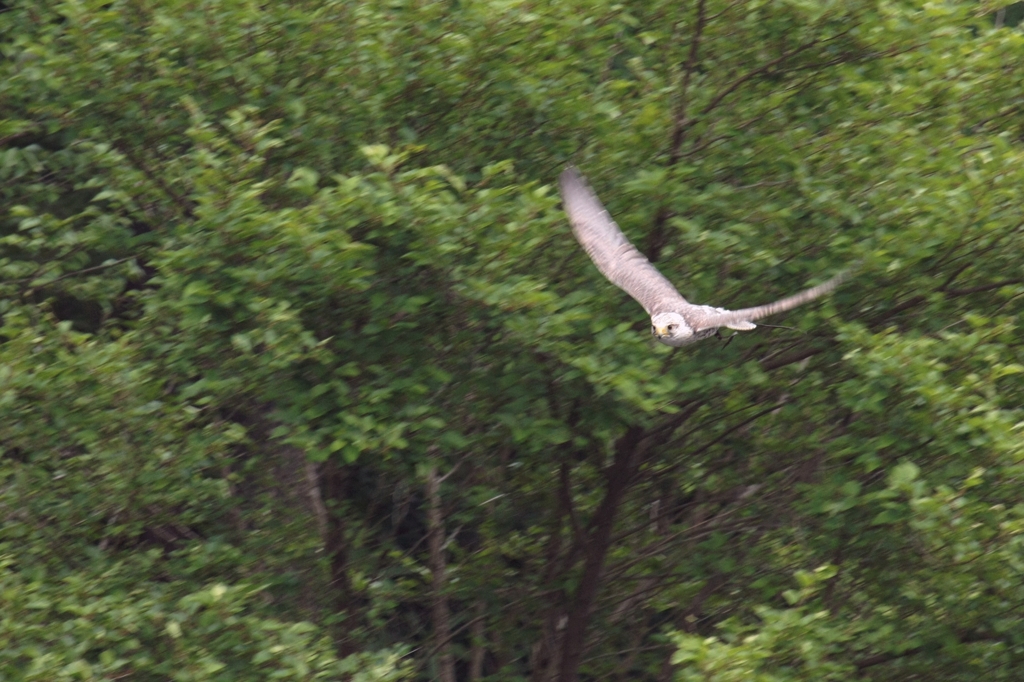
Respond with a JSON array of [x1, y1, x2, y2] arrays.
[[668, 324, 676, 331]]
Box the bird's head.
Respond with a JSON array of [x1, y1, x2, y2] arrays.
[[650, 312, 695, 347]]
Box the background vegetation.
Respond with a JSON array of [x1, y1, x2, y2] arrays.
[[2, 0, 1024, 680]]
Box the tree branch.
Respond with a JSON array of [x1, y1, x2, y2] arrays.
[[16, 257, 135, 294], [0, 127, 40, 147], [426, 465, 457, 682], [698, 38, 820, 121], [855, 629, 1000, 670], [668, 0, 708, 166], [942, 278, 1024, 297], [557, 426, 649, 682], [560, 463, 585, 552], [647, 0, 707, 262], [112, 140, 196, 219]]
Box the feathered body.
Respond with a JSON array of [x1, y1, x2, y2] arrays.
[[558, 167, 846, 346]]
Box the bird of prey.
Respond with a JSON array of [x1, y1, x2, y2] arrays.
[[558, 166, 848, 346]]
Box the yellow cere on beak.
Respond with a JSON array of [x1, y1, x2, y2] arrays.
[[655, 326, 667, 336]]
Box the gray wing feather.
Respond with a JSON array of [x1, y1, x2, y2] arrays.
[[559, 167, 688, 316], [689, 270, 850, 331]]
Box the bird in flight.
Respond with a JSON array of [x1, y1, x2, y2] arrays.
[[558, 166, 848, 346]]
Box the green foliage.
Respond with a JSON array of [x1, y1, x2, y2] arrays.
[[0, 554, 408, 681], [2, 0, 1024, 680]]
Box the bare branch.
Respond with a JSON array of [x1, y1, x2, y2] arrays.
[[668, 0, 708, 166], [942, 279, 1024, 297], [426, 466, 457, 682], [560, 463, 585, 551], [112, 140, 196, 219], [557, 427, 649, 682], [14, 256, 135, 293], [698, 37, 821, 121], [0, 127, 40, 147]]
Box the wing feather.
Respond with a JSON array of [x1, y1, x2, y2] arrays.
[[690, 270, 850, 331], [559, 167, 688, 316]]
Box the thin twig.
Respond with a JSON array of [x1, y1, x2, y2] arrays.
[[13, 256, 134, 290]]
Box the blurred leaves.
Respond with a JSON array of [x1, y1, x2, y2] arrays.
[[2, 0, 1024, 679]]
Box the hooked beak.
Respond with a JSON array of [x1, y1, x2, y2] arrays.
[[654, 326, 668, 337]]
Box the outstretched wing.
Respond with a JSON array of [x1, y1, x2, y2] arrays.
[[559, 167, 688, 316], [689, 270, 850, 331]]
